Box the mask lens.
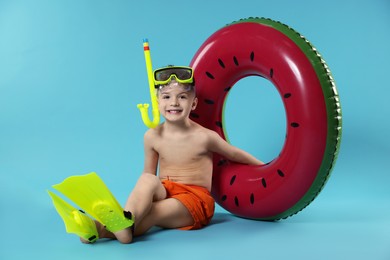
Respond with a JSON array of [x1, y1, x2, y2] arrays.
[[155, 67, 192, 81], [174, 68, 192, 80], [155, 70, 171, 81]]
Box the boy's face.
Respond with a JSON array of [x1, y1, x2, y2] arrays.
[[157, 81, 197, 122]]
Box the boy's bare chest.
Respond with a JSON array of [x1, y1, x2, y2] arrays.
[[154, 135, 208, 161]]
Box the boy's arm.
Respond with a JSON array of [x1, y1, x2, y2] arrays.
[[142, 130, 159, 175], [208, 130, 264, 165]]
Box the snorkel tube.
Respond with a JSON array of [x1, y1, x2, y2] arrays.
[[137, 39, 160, 128]]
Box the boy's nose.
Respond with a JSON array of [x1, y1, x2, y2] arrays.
[[171, 98, 179, 106]]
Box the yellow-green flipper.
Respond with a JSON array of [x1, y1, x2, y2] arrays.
[[48, 190, 98, 243], [52, 172, 134, 233]]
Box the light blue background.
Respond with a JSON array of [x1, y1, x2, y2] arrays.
[[1, 0, 389, 259]]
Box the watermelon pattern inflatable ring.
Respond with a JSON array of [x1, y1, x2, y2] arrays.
[[189, 17, 342, 220]]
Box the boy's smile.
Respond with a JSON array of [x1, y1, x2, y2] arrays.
[[167, 109, 183, 114]]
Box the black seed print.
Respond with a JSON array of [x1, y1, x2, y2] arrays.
[[277, 169, 285, 177], [284, 93, 291, 98], [261, 178, 267, 188], [204, 99, 215, 105], [250, 193, 255, 204], [206, 71, 215, 79], [221, 195, 227, 201], [217, 159, 227, 166], [250, 51, 255, 62], [190, 112, 199, 118], [234, 196, 239, 207], [218, 58, 225, 68], [216, 121, 223, 128], [291, 122, 300, 128], [270, 68, 274, 78], [233, 56, 239, 66], [224, 87, 231, 92], [79, 209, 85, 214], [230, 175, 236, 185]]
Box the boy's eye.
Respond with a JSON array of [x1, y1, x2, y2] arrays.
[[179, 95, 187, 99], [162, 95, 170, 99]]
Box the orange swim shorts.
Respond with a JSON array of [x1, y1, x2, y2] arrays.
[[161, 180, 215, 230]]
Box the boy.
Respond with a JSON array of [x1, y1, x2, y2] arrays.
[[89, 66, 263, 243]]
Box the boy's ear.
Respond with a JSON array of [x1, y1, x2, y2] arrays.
[[192, 97, 198, 110]]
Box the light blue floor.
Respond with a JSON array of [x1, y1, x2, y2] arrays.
[[3, 190, 390, 259], [1, 0, 389, 259]]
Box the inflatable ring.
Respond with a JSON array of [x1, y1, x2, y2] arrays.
[[189, 17, 342, 220]]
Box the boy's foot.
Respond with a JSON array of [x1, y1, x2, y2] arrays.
[[80, 220, 116, 244], [112, 225, 134, 244]]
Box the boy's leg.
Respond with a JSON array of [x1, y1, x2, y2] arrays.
[[125, 173, 168, 221], [134, 198, 193, 236], [114, 173, 167, 243]]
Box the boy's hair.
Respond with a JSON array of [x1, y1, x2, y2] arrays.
[[156, 79, 196, 96]]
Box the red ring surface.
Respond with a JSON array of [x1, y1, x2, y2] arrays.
[[189, 22, 327, 219]]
